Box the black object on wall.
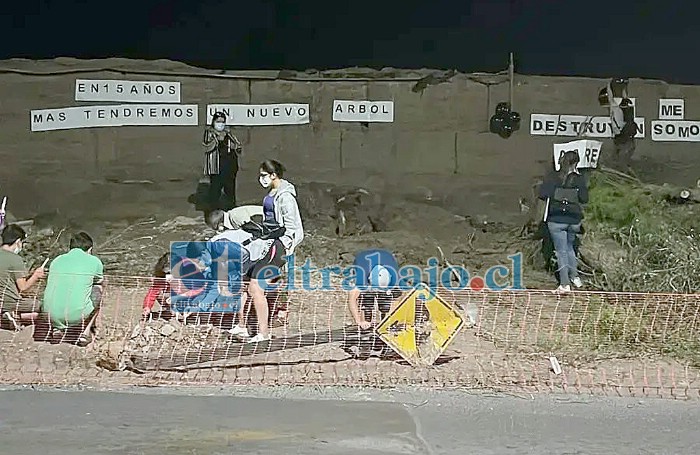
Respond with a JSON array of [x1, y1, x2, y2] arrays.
[[489, 102, 521, 138]]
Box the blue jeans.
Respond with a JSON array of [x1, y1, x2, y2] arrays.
[[547, 221, 581, 286]]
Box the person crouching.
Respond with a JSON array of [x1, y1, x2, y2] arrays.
[[41, 232, 104, 346], [347, 248, 403, 330], [142, 252, 173, 320]]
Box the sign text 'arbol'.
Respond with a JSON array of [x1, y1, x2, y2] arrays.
[[332, 100, 394, 122], [75, 79, 181, 103], [206, 104, 310, 126], [30, 104, 198, 131]]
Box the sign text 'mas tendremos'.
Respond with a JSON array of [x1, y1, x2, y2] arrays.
[[75, 79, 181, 103], [530, 114, 646, 138], [332, 100, 394, 122], [206, 104, 309, 126], [30, 105, 198, 132]]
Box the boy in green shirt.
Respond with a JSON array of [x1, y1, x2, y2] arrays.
[[42, 232, 104, 344]]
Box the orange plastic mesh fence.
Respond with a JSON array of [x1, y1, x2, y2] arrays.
[[1, 274, 700, 399]]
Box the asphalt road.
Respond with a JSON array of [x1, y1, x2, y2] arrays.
[[0, 386, 698, 454]]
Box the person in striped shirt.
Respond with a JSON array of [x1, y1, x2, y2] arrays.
[[202, 111, 242, 211]]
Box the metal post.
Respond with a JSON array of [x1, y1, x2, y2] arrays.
[[453, 131, 458, 174], [485, 83, 491, 131], [339, 130, 344, 170], [509, 52, 514, 109]]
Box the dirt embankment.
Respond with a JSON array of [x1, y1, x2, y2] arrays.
[[2, 58, 698, 292], [13, 177, 549, 293]]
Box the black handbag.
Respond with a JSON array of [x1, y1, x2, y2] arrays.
[[240, 219, 286, 245]]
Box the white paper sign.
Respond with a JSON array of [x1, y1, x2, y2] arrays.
[[552, 140, 602, 171], [332, 100, 394, 122], [75, 79, 181, 103], [530, 114, 645, 138], [206, 104, 309, 126], [30, 105, 198, 132], [658, 99, 684, 120], [651, 120, 700, 142]]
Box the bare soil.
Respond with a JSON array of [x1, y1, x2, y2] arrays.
[[3, 162, 697, 395]]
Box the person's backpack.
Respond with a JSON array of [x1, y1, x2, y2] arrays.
[[550, 174, 582, 217], [239, 219, 286, 246]]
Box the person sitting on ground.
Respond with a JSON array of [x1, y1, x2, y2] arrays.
[[0, 224, 45, 329], [538, 151, 589, 293], [347, 248, 404, 330], [142, 252, 173, 319], [41, 232, 104, 344]]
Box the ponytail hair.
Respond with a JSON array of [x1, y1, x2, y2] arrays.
[[557, 151, 580, 184]]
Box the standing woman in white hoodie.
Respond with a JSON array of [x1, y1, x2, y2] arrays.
[[246, 159, 304, 341], [258, 160, 304, 253]]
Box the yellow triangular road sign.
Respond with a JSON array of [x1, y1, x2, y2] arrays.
[[376, 283, 464, 367]]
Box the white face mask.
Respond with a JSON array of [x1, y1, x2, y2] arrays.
[[214, 122, 225, 132], [259, 175, 272, 188], [13, 246, 21, 254], [165, 273, 173, 282]]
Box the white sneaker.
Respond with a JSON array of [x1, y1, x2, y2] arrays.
[[571, 277, 583, 288], [247, 333, 271, 344], [554, 285, 571, 293], [227, 325, 250, 338]]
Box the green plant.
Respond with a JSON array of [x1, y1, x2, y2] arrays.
[[581, 170, 700, 293]]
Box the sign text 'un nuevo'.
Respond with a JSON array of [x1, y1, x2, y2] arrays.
[[529, 114, 645, 138], [74, 79, 181, 103], [332, 100, 394, 122], [30, 105, 198, 132], [206, 104, 310, 126]]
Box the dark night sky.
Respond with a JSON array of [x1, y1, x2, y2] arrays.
[[1, 0, 697, 83]]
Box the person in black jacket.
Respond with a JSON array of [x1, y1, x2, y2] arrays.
[[538, 151, 589, 292]]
